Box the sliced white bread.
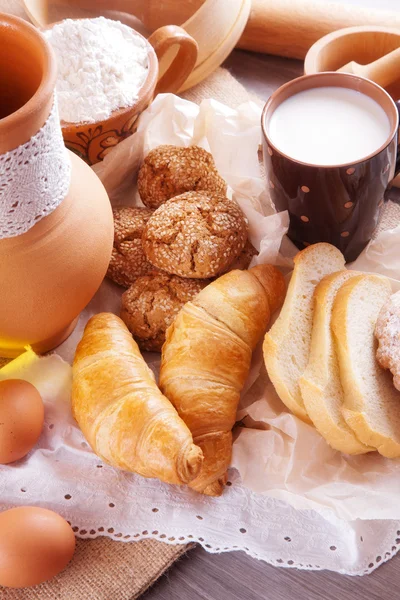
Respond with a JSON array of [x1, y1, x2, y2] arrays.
[[263, 243, 345, 423], [332, 274, 400, 458], [299, 271, 372, 454]]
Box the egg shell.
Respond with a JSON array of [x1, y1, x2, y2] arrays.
[[0, 506, 76, 588], [0, 379, 44, 464]]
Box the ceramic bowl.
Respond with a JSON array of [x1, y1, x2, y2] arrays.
[[45, 20, 198, 165], [304, 25, 400, 101]]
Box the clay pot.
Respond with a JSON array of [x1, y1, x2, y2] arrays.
[[0, 13, 114, 358], [44, 20, 198, 165]]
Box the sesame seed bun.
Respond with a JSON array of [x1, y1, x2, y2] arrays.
[[142, 191, 248, 279], [107, 206, 156, 288], [138, 145, 227, 210], [121, 272, 209, 352]]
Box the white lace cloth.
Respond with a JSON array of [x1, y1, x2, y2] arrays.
[[0, 350, 399, 577], [3, 471, 400, 577], [0, 97, 71, 239], [2, 94, 400, 577]]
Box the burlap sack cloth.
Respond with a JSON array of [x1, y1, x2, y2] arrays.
[[2, 2, 400, 598]]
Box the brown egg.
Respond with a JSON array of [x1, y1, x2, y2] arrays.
[[0, 507, 76, 588], [0, 379, 44, 464]]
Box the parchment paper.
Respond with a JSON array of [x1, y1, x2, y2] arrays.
[[57, 93, 291, 362], [6, 93, 400, 525]]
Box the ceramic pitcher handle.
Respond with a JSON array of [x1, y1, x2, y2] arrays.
[[148, 25, 198, 95]]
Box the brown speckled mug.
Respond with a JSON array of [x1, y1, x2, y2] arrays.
[[261, 72, 400, 262]]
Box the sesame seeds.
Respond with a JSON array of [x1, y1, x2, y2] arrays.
[[109, 146, 253, 348], [137, 145, 227, 209], [107, 207, 156, 287], [142, 192, 248, 279], [121, 273, 209, 351], [218, 239, 258, 275]]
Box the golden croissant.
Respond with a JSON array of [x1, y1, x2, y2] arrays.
[[160, 265, 286, 496], [72, 313, 203, 485]]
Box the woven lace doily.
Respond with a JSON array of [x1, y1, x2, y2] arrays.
[[1, 419, 399, 577], [2, 94, 400, 577], [0, 97, 71, 239], [1, 335, 400, 578]]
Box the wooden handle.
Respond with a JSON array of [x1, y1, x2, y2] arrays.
[[23, 0, 49, 26], [108, 0, 400, 61], [25, 0, 400, 60], [237, 0, 400, 58], [96, 0, 400, 60], [148, 25, 198, 94], [179, 0, 251, 93], [339, 48, 400, 89], [26, 0, 199, 26]]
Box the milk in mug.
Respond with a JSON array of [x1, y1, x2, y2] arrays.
[[267, 86, 391, 166]]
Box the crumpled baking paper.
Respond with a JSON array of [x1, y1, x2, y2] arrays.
[[4, 93, 400, 524], [58, 93, 291, 363]]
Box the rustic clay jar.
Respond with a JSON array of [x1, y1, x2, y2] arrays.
[[0, 14, 114, 358]]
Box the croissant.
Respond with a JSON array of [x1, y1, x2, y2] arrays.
[[72, 313, 203, 486], [159, 265, 286, 496]]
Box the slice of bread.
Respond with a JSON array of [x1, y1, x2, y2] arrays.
[[332, 274, 400, 458], [263, 243, 345, 422], [299, 271, 372, 454]]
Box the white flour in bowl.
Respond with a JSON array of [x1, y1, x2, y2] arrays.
[[44, 17, 149, 124]]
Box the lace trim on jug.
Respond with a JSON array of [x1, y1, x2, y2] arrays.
[[0, 97, 71, 239]]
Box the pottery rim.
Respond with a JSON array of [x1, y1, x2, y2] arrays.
[[43, 18, 159, 131], [261, 71, 399, 170], [304, 25, 400, 77], [0, 12, 57, 153]]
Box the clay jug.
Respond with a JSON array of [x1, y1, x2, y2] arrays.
[[0, 14, 114, 358]]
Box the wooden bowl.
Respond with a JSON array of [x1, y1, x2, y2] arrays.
[[304, 26, 400, 100], [44, 20, 197, 165]]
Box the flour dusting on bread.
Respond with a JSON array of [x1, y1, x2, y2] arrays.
[[375, 290, 400, 391]]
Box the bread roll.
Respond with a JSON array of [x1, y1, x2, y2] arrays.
[[375, 291, 400, 391], [107, 207, 155, 287], [121, 273, 209, 351], [138, 145, 227, 209], [142, 192, 248, 278]]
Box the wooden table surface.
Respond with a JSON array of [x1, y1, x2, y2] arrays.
[[144, 0, 400, 597]]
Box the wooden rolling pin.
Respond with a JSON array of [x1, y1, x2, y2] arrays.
[[45, 0, 400, 59]]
